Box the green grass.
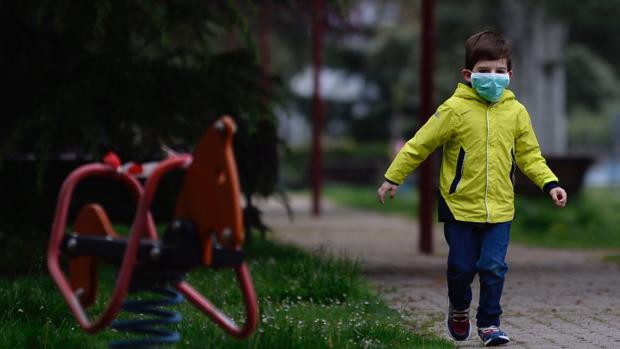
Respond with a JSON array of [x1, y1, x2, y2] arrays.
[[324, 183, 620, 249], [323, 182, 419, 217], [511, 188, 620, 248], [603, 254, 620, 265], [0, 237, 452, 349]]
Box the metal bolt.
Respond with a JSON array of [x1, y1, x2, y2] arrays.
[[221, 228, 233, 241], [67, 237, 78, 252], [214, 120, 225, 133], [75, 288, 85, 300], [150, 245, 161, 260], [211, 231, 222, 249], [172, 220, 182, 231]]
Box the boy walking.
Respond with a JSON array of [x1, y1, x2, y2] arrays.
[[377, 30, 567, 346]]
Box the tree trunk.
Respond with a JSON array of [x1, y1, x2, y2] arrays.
[[501, 0, 568, 155]]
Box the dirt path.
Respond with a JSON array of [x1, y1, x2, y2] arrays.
[[257, 195, 620, 348]]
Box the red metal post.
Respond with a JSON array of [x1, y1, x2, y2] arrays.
[[311, 0, 325, 216], [419, 0, 436, 254]]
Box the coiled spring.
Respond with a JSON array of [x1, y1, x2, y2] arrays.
[[109, 287, 184, 348]]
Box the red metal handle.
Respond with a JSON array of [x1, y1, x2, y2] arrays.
[[47, 155, 191, 333], [47, 164, 144, 332], [176, 263, 258, 339]]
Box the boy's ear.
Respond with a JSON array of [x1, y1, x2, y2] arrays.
[[508, 70, 513, 79], [461, 69, 472, 83]]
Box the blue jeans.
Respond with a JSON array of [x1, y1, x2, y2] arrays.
[[444, 221, 511, 328]]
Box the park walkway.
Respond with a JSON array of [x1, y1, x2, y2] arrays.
[[257, 195, 620, 348]]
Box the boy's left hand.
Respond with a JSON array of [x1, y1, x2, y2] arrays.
[[549, 187, 567, 208]]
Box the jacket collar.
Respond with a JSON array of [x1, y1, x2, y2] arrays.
[[453, 82, 516, 105]]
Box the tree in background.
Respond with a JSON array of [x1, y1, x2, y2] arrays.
[[1, 0, 279, 188], [0, 1, 283, 275], [542, 0, 620, 152]]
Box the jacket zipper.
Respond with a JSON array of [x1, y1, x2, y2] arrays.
[[485, 106, 490, 222], [510, 149, 516, 186]]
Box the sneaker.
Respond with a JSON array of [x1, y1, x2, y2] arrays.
[[445, 304, 471, 341], [478, 326, 510, 346]]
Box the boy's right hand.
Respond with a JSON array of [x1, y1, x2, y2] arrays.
[[549, 187, 568, 208], [377, 181, 399, 204]]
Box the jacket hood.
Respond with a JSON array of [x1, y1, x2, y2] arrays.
[[453, 82, 516, 105]]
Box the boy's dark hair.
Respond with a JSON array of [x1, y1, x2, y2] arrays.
[[465, 30, 511, 70]]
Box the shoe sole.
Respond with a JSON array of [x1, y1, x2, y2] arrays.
[[445, 312, 471, 341], [483, 335, 510, 346]]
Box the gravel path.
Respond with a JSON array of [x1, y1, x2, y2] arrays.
[[257, 195, 620, 348]]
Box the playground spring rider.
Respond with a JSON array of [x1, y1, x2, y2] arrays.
[[48, 116, 258, 347]]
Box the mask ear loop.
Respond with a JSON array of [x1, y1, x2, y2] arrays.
[[464, 69, 474, 87]]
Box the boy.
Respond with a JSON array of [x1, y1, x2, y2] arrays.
[[376, 30, 567, 346]]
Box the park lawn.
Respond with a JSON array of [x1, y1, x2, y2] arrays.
[[603, 254, 620, 266], [323, 181, 419, 217], [0, 237, 452, 349], [511, 188, 620, 248], [324, 183, 620, 249]]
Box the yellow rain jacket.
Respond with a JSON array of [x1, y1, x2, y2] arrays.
[[385, 83, 558, 223]]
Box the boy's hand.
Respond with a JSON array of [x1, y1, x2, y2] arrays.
[[377, 181, 398, 204], [549, 187, 567, 208]]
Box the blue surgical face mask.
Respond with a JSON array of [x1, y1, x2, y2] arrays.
[[470, 72, 510, 103]]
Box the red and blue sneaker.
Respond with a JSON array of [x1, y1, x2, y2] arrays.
[[446, 304, 471, 341], [478, 326, 510, 346]]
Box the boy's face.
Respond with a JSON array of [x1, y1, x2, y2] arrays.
[[461, 58, 512, 82]]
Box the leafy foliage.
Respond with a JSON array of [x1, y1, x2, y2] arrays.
[[1, 0, 278, 191], [565, 44, 620, 111]]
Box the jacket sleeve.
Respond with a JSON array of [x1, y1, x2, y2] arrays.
[[514, 109, 558, 190], [384, 103, 456, 185]]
